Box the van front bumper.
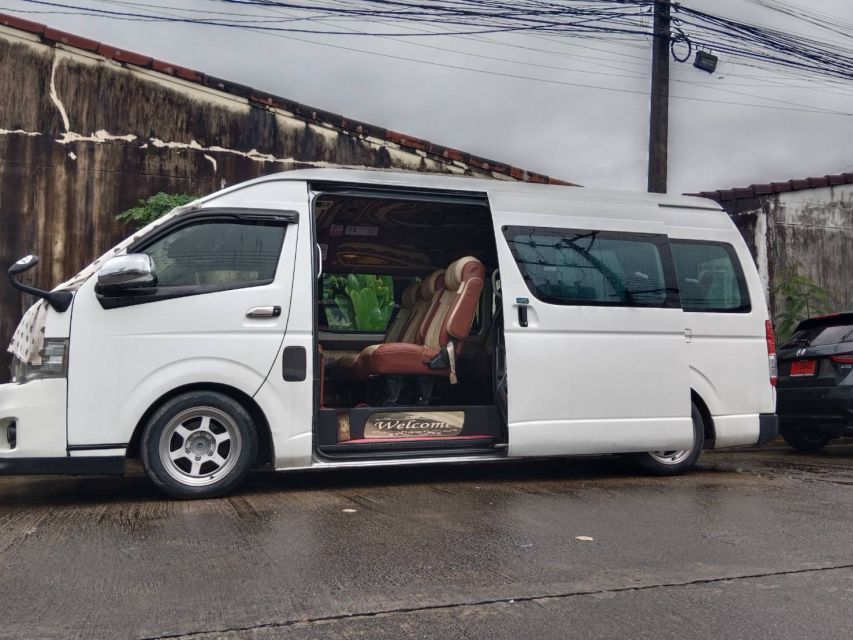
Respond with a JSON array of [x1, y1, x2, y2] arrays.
[[0, 378, 69, 462], [0, 380, 126, 476]]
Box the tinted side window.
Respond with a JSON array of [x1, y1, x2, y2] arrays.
[[143, 221, 285, 287], [671, 241, 750, 313], [503, 227, 677, 308]]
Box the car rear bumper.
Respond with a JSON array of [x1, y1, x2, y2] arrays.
[[776, 384, 853, 425]]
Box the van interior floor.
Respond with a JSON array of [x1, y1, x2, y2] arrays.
[[316, 404, 504, 458]]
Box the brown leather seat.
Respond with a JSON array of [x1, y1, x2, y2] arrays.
[[360, 256, 485, 381], [329, 271, 444, 380]]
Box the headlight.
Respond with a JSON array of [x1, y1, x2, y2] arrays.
[[11, 338, 69, 384]]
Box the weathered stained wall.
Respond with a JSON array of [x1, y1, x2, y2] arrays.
[[0, 22, 565, 380], [726, 184, 853, 319]]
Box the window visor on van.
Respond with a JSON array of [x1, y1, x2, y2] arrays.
[[310, 181, 489, 207]]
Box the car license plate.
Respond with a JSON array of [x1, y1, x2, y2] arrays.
[[790, 359, 817, 377]]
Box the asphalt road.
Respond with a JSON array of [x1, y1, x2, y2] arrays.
[[1, 442, 852, 639]]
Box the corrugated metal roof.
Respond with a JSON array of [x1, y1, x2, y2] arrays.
[[0, 12, 575, 186], [694, 172, 853, 202]]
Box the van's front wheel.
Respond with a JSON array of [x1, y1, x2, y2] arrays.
[[635, 404, 704, 475], [141, 391, 258, 499]]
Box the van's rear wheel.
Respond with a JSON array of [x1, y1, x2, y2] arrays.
[[635, 403, 704, 475], [141, 391, 257, 499]]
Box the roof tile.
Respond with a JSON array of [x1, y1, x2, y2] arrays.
[[96, 44, 152, 67], [0, 14, 45, 35], [44, 28, 99, 51], [440, 147, 465, 162], [696, 172, 853, 201], [150, 59, 204, 83], [204, 75, 253, 98]]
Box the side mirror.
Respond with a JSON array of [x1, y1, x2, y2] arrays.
[[96, 254, 157, 295], [7, 254, 73, 312], [8, 254, 39, 276]]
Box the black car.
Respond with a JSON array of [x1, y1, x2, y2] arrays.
[[776, 313, 853, 451]]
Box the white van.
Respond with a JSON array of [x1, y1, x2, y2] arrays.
[[1, 169, 777, 498]]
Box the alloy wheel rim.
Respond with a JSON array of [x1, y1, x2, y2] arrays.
[[647, 447, 692, 465], [648, 414, 698, 466], [158, 406, 242, 487]]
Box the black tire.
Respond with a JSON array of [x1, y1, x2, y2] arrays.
[[781, 422, 831, 453], [141, 391, 258, 499], [635, 403, 705, 475]]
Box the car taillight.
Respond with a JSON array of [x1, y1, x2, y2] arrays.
[[766, 320, 777, 386], [830, 353, 853, 364]]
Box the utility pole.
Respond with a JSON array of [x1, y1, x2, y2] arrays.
[[647, 0, 671, 194]]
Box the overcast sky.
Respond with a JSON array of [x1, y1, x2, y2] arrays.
[[2, 0, 851, 193]]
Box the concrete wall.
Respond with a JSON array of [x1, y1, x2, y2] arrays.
[[0, 24, 556, 380], [726, 184, 853, 319]]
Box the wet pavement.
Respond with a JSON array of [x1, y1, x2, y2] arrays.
[[0, 441, 851, 639]]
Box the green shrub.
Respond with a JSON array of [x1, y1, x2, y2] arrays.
[[116, 192, 197, 228], [325, 274, 394, 331], [772, 267, 833, 343]]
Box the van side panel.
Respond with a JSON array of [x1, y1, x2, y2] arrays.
[[181, 180, 316, 469], [661, 209, 775, 448], [250, 193, 316, 470], [491, 192, 694, 457], [66, 183, 304, 450]]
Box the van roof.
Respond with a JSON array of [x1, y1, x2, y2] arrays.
[[237, 168, 724, 212]]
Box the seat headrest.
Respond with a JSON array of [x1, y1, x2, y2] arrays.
[[401, 281, 420, 309], [420, 269, 445, 300], [445, 257, 484, 291]]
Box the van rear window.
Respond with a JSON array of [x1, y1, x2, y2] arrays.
[[781, 322, 853, 349], [502, 227, 678, 308], [670, 241, 751, 313]]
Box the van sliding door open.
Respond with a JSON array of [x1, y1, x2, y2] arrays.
[[489, 191, 694, 457]]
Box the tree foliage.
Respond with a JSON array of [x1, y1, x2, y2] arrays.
[[115, 192, 197, 228], [325, 274, 394, 331], [772, 267, 833, 343]]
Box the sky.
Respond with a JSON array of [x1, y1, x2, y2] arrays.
[[1, 0, 851, 193]]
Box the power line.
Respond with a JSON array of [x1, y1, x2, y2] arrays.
[[8, 0, 853, 108], [237, 0, 853, 114]]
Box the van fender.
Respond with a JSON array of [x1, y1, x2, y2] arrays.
[[688, 364, 722, 420], [113, 357, 266, 447], [689, 365, 759, 448]]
